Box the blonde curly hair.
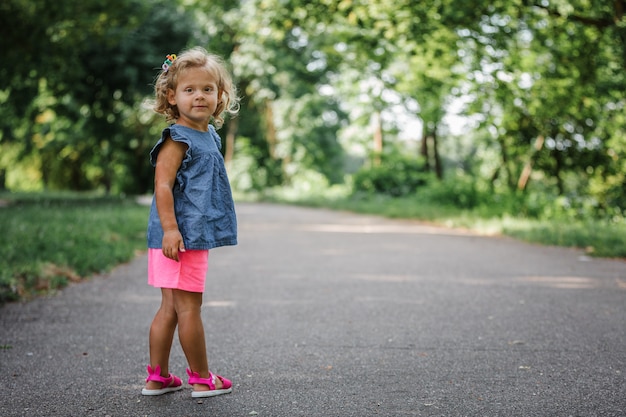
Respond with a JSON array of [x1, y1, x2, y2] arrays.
[[153, 47, 239, 128]]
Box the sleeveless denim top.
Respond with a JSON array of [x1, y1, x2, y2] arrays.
[[147, 124, 237, 250]]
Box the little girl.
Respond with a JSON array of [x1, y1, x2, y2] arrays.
[[141, 47, 239, 398]]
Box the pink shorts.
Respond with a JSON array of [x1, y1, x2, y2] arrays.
[[148, 249, 209, 293]]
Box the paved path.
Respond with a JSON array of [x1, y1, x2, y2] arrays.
[[1, 203, 625, 416]]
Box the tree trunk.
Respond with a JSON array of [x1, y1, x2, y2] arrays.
[[497, 135, 515, 190], [224, 116, 238, 166], [420, 129, 442, 178], [554, 149, 564, 194], [517, 135, 545, 191], [265, 99, 277, 160], [372, 111, 383, 165], [432, 128, 443, 179], [420, 131, 430, 172]]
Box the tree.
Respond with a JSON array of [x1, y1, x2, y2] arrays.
[[458, 0, 626, 214], [1, 0, 197, 192], [2, 0, 625, 219], [222, 0, 346, 186]]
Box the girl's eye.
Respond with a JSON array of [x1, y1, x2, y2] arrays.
[[185, 88, 193, 93]]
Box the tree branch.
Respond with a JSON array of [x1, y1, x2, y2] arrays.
[[530, 1, 624, 29]]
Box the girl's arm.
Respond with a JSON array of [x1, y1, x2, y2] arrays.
[[154, 137, 188, 262]]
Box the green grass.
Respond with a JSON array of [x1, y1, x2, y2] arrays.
[[3, 188, 625, 304], [501, 219, 626, 258], [253, 187, 626, 260], [0, 193, 149, 303]]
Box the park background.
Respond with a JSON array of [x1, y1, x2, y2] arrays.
[[1, 0, 625, 302]]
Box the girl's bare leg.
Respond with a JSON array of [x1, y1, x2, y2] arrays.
[[173, 289, 224, 391], [145, 288, 177, 390]]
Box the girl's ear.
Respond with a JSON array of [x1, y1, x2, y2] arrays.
[[214, 90, 225, 116], [167, 88, 176, 105]]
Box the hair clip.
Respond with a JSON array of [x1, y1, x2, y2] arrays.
[[162, 54, 177, 72]]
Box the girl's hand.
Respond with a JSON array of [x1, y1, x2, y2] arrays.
[[162, 229, 186, 262]]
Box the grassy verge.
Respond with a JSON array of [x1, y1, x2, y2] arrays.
[[251, 188, 626, 259], [0, 192, 149, 303], [3, 188, 624, 304]]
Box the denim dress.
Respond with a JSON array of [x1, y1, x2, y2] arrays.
[[147, 124, 237, 250]]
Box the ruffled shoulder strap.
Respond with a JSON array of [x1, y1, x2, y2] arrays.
[[149, 125, 192, 166]]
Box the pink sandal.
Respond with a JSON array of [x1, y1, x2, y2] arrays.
[[186, 368, 233, 398], [141, 365, 183, 396]]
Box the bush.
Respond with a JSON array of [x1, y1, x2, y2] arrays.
[[352, 153, 433, 197], [417, 175, 484, 209]]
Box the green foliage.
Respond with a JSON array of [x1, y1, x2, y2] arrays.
[[503, 220, 626, 259], [1, 0, 196, 194], [459, 0, 626, 205], [352, 153, 432, 197], [1, 0, 625, 234], [0, 193, 149, 303], [417, 175, 485, 209], [228, 136, 272, 192]]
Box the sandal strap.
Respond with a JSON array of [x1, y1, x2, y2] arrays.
[[214, 374, 232, 390], [146, 365, 173, 386], [186, 368, 216, 390]]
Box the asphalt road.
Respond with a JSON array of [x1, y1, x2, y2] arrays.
[[1, 202, 625, 417]]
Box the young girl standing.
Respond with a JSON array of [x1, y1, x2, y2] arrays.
[[141, 47, 239, 398]]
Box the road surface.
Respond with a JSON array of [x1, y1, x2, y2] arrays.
[[1, 203, 625, 416]]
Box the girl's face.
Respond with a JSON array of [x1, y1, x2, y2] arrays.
[[167, 67, 220, 131]]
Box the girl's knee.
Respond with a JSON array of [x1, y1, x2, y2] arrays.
[[172, 289, 203, 313]]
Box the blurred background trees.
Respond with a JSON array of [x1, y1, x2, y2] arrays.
[[1, 0, 625, 220]]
